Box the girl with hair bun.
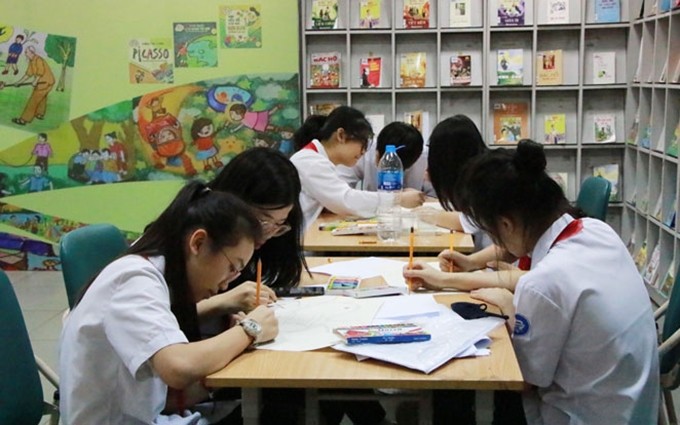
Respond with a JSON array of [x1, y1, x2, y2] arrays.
[[452, 140, 659, 424]]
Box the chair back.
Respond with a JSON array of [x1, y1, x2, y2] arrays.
[[59, 223, 128, 309], [661, 265, 680, 382], [0, 269, 44, 425], [576, 176, 612, 221]]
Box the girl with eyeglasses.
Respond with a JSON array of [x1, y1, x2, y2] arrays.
[[59, 181, 278, 424], [290, 105, 426, 230]]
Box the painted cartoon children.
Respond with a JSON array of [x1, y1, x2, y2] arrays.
[[2, 34, 25, 76], [32, 132, 53, 173], [21, 165, 53, 193], [228, 103, 281, 134], [190, 117, 224, 172], [143, 112, 197, 176], [11, 46, 55, 126], [277, 127, 295, 156], [68, 149, 90, 182], [101, 149, 121, 183], [104, 132, 128, 176]]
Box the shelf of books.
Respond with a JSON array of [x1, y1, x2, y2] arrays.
[[624, 0, 680, 305], [302, 0, 642, 234]]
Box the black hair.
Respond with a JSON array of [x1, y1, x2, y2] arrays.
[[191, 117, 214, 140], [427, 114, 487, 211], [78, 181, 262, 342], [208, 147, 307, 288], [376, 122, 423, 170], [454, 139, 577, 252], [293, 114, 326, 151], [297, 106, 373, 152], [37, 133, 48, 140]]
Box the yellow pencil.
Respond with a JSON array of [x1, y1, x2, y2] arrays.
[[256, 258, 262, 305], [408, 226, 414, 294]]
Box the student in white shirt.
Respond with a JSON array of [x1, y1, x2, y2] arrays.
[[290, 106, 425, 230], [59, 181, 278, 425], [337, 121, 434, 196], [454, 140, 660, 424]]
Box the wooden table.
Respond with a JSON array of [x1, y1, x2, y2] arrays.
[[205, 257, 523, 425], [304, 212, 474, 255]]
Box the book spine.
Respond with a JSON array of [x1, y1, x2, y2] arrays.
[[346, 334, 432, 345]]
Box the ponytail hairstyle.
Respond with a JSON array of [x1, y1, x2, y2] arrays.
[[208, 147, 307, 288], [427, 114, 487, 211], [293, 114, 326, 151], [317, 106, 373, 150], [454, 139, 575, 252], [126, 180, 262, 341]]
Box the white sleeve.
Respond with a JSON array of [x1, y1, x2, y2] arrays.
[[294, 151, 392, 218], [104, 267, 188, 379], [404, 153, 427, 192], [512, 283, 570, 388], [336, 161, 363, 188], [458, 213, 480, 234]]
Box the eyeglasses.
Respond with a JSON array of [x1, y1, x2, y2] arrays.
[[347, 133, 372, 154], [220, 250, 244, 278], [259, 219, 292, 238]]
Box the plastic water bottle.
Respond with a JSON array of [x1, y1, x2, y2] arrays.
[[376, 145, 403, 242]]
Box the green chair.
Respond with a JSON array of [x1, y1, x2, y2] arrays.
[[59, 223, 128, 309], [576, 176, 612, 221], [0, 269, 59, 425], [656, 264, 680, 425]]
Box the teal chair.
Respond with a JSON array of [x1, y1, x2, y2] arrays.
[[0, 269, 59, 424], [59, 223, 128, 309], [656, 264, 680, 425], [576, 176, 612, 221]]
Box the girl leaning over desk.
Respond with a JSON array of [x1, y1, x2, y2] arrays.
[[456, 140, 659, 424], [207, 147, 391, 425], [58, 181, 278, 424]]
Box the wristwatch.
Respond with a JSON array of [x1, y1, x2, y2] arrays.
[[237, 318, 262, 345]]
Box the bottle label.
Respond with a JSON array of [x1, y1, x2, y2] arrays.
[[378, 170, 403, 191]]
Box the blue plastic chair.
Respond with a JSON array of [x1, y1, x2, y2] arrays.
[[59, 223, 129, 309], [656, 263, 680, 424], [0, 269, 59, 424], [576, 176, 612, 221]]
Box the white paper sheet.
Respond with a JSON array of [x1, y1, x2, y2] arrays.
[[309, 257, 409, 287], [257, 296, 385, 351], [374, 294, 441, 321]]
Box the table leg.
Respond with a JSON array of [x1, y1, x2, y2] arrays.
[[241, 387, 261, 425], [475, 390, 494, 425], [305, 388, 321, 425], [417, 390, 433, 425]]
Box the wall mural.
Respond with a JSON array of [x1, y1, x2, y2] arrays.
[[0, 72, 300, 269]]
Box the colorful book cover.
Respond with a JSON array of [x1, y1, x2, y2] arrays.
[[667, 119, 680, 157], [220, 5, 262, 48], [593, 51, 616, 84], [310, 52, 341, 88], [634, 241, 648, 272], [498, 0, 526, 26], [593, 114, 616, 143], [449, 0, 472, 27], [643, 244, 661, 287], [536, 50, 563, 86], [594, 0, 620, 23], [664, 199, 677, 228], [544, 114, 566, 144], [334, 323, 431, 345], [173, 22, 218, 68], [493, 102, 529, 144], [311, 0, 339, 29], [547, 0, 570, 24], [660, 260, 676, 298], [403, 0, 431, 28], [359, 57, 382, 88], [497, 49, 523, 85], [309, 103, 342, 115], [627, 109, 640, 145], [129, 38, 174, 84], [400, 52, 427, 87], [592, 163, 620, 201], [359, 0, 381, 28], [638, 125, 652, 149], [326, 276, 407, 298], [450, 54, 471, 86], [403, 110, 430, 137]]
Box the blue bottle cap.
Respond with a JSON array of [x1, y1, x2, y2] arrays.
[[385, 145, 397, 153]]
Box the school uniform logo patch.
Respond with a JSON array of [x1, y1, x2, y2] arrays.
[[513, 314, 530, 336]]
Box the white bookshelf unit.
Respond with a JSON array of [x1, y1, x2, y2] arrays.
[[624, 0, 680, 305], [301, 0, 638, 233]]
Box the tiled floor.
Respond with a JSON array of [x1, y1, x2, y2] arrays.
[[10, 271, 678, 425]]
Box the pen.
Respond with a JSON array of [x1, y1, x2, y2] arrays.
[[408, 226, 414, 294], [449, 230, 454, 272], [256, 258, 262, 306], [359, 240, 377, 244]]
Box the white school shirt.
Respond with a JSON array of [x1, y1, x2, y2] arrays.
[[336, 139, 435, 196], [59, 255, 196, 425], [513, 214, 659, 425], [290, 139, 394, 230], [458, 213, 494, 251]]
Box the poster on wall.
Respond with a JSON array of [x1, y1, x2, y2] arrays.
[[219, 5, 262, 48], [129, 38, 174, 84], [173, 22, 218, 68], [0, 24, 77, 132]]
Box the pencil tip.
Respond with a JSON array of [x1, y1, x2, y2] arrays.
[[410, 226, 414, 233]]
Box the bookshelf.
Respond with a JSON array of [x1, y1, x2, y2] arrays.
[[623, 0, 680, 305], [300, 0, 636, 233]]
